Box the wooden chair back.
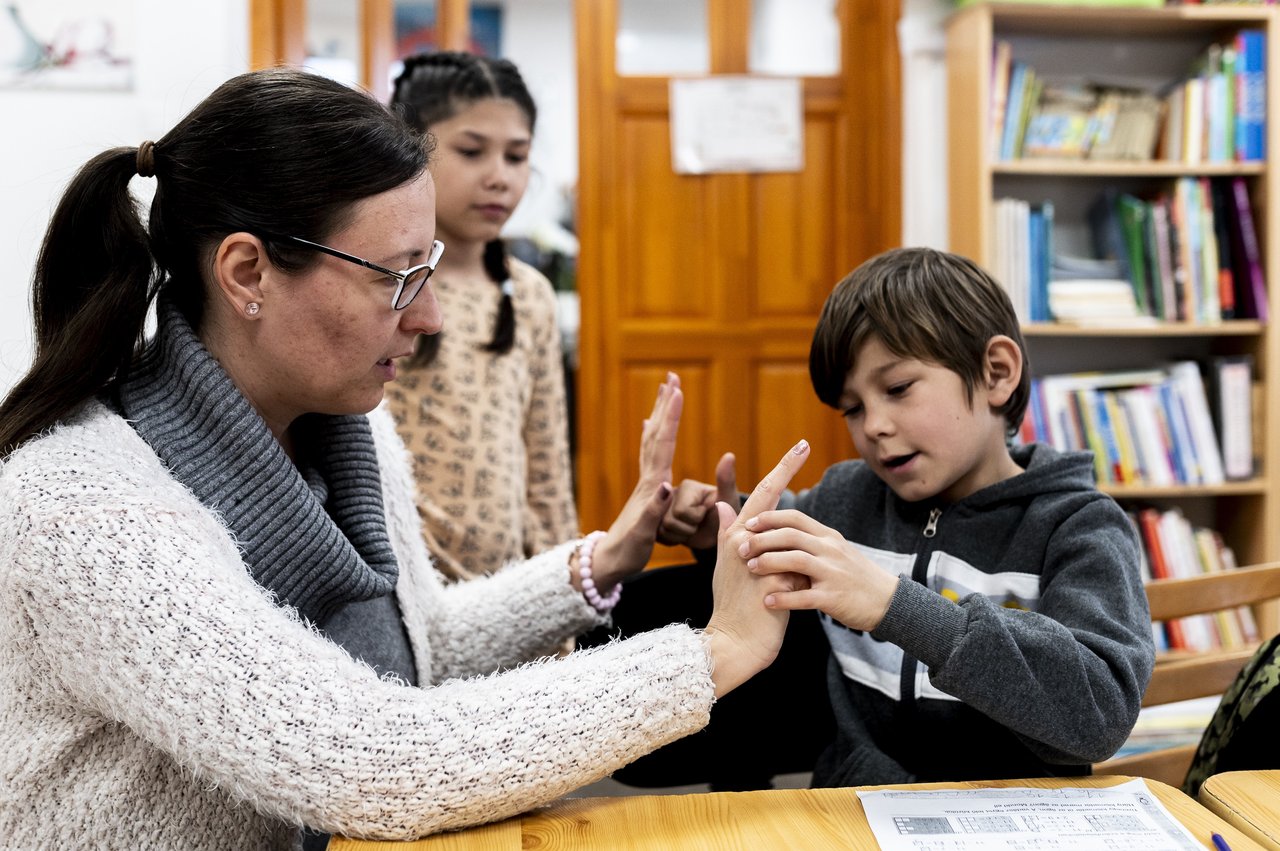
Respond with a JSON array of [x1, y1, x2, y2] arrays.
[[1095, 562, 1280, 788]]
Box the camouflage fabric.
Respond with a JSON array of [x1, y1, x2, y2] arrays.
[[1183, 633, 1280, 797]]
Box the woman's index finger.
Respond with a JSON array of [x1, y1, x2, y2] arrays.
[[738, 439, 810, 520]]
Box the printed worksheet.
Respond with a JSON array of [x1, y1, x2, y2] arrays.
[[857, 779, 1204, 851]]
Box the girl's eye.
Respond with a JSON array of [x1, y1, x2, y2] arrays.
[[506, 153, 528, 165], [456, 148, 482, 159]]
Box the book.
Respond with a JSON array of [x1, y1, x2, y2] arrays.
[[1208, 179, 1237, 319], [1150, 198, 1179, 322], [1001, 61, 1029, 161], [1137, 508, 1187, 650], [1169, 360, 1226, 486], [1236, 29, 1266, 162], [1209, 355, 1255, 480], [990, 41, 1014, 161], [1116, 194, 1153, 315], [1119, 386, 1176, 486], [1196, 178, 1221, 322], [1158, 381, 1198, 485], [1227, 176, 1268, 321]]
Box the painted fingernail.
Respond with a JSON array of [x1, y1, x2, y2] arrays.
[[793, 439, 809, 454], [745, 517, 758, 529]]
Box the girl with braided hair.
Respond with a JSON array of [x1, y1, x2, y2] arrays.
[[385, 51, 577, 581]]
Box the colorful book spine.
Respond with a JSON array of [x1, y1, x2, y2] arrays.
[[1236, 29, 1266, 162], [1229, 176, 1268, 321]]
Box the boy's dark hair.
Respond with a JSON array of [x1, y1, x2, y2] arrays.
[[809, 247, 1031, 436], [0, 67, 429, 456], [391, 50, 538, 367]]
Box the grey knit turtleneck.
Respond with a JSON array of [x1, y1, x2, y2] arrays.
[[114, 298, 408, 646]]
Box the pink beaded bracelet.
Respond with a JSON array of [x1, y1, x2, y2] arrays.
[[578, 530, 622, 614]]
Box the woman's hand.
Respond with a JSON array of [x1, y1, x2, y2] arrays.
[[704, 438, 811, 698], [582, 373, 683, 591]]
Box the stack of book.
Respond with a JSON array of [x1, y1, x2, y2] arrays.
[[989, 28, 1267, 163], [1016, 359, 1256, 487], [991, 177, 1269, 325], [1158, 30, 1266, 163], [1130, 506, 1260, 653], [1087, 178, 1269, 323]]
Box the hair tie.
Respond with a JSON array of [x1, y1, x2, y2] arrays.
[[136, 141, 156, 178], [500, 279, 514, 298]]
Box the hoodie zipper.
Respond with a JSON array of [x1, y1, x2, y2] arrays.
[[923, 507, 941, 538]]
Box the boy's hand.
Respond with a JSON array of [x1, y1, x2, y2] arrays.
[[657, 452, 737, 550], [738, 509, 900, 632]]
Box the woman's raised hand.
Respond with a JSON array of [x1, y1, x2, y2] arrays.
[[584, 373, 683, 591], [704, 439, 811, 697]]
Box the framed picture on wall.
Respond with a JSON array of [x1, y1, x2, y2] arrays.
[[394, 2, 503, 60], [0, 0, 133, 90]]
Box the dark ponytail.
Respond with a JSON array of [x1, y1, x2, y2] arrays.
[[392, 51, 534, 367], [0, 148, 156, 455], [0, 68, 429, 457]]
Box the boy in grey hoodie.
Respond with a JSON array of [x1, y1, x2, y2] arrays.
[[665, 247, 1155, 786]]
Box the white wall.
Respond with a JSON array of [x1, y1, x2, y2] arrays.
[[499, 0, 577, 241], [0, 0, 249, 396], [900, 0, 950, 251]]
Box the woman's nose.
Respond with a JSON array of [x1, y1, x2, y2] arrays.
[[402, 284, 443, 336]]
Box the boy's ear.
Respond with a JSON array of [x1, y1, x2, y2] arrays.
[[982, 335, 1023, 407], [210, 232, 271, 317]]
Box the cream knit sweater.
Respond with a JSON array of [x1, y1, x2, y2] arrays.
[[0, 402, 714, 849]]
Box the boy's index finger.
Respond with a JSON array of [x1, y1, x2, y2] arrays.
[[738, 439, 810, 520]]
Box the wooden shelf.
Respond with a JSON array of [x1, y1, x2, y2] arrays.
[[994, 160, 1266, 178], [954, 3, 1273, 37], [1101, 479, 1268, 500], [1022, 321, 1265, 338]]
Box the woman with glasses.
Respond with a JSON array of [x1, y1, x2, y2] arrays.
[[385, 52, 578, 583], [0, 68, 807, 849]]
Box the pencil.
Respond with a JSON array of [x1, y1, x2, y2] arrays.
[[1212, 832, 1233, 851]]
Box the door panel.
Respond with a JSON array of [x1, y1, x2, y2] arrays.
[[576, 0, 900, 563], [753, 114, 840, 318]]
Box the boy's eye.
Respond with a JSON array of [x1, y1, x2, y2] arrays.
[[842, 404, 863, 419], [887, 381, 913, 397]]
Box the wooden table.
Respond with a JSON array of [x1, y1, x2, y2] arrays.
[[330, 775, 1267, 850], [1200, 770, 1280, 850]]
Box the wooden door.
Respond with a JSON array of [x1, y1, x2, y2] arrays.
[[574, 0, 902, 562]]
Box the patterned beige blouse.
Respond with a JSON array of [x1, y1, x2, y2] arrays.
[[385, 257, 579, 581]]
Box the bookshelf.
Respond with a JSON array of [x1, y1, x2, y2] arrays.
[[945, 3, 1280, 644]]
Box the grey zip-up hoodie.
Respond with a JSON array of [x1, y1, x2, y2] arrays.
[[783, 443, 1154, 786]]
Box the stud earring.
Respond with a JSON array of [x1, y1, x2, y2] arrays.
[[245, 302, 260, 316]]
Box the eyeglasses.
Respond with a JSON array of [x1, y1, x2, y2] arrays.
[[263, 233, 445, 310]]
